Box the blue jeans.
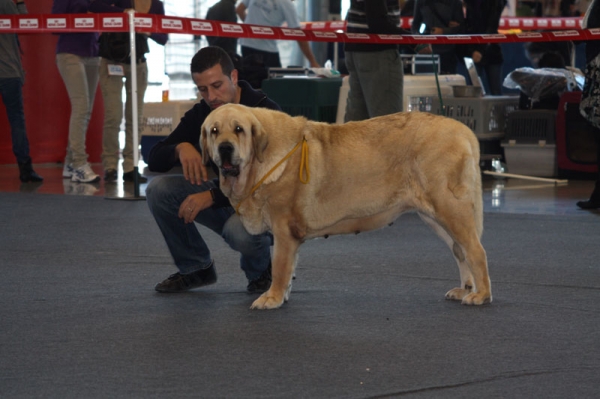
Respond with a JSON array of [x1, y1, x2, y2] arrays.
[[0, 77, 31, 164], [146, 175, 271, 280]]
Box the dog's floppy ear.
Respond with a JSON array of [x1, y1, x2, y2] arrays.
[[251, 117, 268, 163], [200, 124, 211, 165]]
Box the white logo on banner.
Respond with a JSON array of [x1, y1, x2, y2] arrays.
[[251, 26, 274, 36], [75, 18, 95, 28], [221, 23, 242, 34], [191, 21, 213, 32], [282, 28, 305, 38], [0, 19, 11, 29], [19, 19, 39, 29], [103, 17, 124, 28], [47, 18, 67, 29], [135, 17, 153, 28], [162, 19, 182, 30]]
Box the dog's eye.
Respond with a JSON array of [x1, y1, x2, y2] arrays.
[[234, 125, 243, 134], [211, 127, 218, 135]]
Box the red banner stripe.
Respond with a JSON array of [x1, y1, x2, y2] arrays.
[[0, 14, 597, 44]]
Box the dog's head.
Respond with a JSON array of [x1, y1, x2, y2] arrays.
[[201, 104, 269, 179]]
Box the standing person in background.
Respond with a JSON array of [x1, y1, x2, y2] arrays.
[[235, 0, 320, 69], [344, 0, 431, 122], [89, 0, 168, 183], [577, 0, 600, 209], [205, 0, 238, 56], [52, 0, 101, 184], [0, 0, 43, 183], [461, 0, 507, 95], [411, 0, 465, 74]]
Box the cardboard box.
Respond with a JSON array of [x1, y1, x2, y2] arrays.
[[141, 100, 196, 137]]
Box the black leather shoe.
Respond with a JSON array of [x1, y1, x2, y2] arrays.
[[104, 169, 117, 182], [576, 181, 600, 210], [18, 160, 43, 183], [576, 200, 600, 210], [123, 170, 148, 183], [155, 262, 217, 293], [247, 262, 272, 294]]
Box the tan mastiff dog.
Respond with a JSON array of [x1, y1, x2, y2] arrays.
[[201, 104, 492, 310]]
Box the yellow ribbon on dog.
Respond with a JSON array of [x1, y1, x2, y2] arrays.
[[236, 137, 310, 214]]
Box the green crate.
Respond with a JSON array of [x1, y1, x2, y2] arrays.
[[261, 77, 343, 123]]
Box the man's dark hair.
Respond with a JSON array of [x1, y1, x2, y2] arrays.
[[190, 46, 235, 76]]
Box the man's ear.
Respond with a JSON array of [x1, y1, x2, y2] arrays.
[[252, 118, 268, 163], [200, 125, 211, 165]]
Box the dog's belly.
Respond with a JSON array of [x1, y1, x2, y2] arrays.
[[305, 206, 407, 239]]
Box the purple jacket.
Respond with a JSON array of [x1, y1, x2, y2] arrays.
[[89, 0, 168, 46], [52, 0, 99, 57]]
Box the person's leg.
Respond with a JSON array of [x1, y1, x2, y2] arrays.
[[56, 53, 95, 168], [122, 61, 148, 174], [485, 63, 504, 96], [99, 58, 124, 173], [576, 127, 600, 209], [359, 49, 404, 118], [146, 175, 229, 273], [222, 214, 272, 281], [344, 51, 370, 122], [0, 77, 31, 164]]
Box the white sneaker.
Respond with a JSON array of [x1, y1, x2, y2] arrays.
[[71, 163, 100, 183], [62, 163, 74, 178]]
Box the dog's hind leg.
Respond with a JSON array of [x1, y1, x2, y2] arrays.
[[419, 210, 491, 305], [418, 213, 474, 299], [251, 229, 300, 310]]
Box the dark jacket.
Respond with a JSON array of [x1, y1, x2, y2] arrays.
[[586, 0, 600, 62], [344, 0, 407, 53], [205, 0, 238, 55], [148, 80, 281, 207], [461, 0, 506, 65]]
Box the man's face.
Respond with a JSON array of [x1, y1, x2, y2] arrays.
[[192, 64, 238, 110]]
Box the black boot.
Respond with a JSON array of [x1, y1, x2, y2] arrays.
[[577, 180, 600, 209], [18, 160, 43, 183]]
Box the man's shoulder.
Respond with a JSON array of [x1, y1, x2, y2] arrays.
[[238, 80, 281, 111]]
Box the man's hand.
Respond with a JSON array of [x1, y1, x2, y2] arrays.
[[178, 192, 214, 223], [176, 142, 208, 185], [472, 51, 483, 63]]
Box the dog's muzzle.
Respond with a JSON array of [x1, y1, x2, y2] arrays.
[[218, 142, 240, 177]]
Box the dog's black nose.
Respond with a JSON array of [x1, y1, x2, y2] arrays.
[[218, 142, 234, 158]]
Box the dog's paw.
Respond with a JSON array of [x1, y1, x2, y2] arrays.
[[461, 292, 492, 306], [250, 292, 285, 310], [445, 287, 471, 301]]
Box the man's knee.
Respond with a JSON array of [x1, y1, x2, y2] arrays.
[[223, 215, 271, 254], [146, 175, 180, 210]]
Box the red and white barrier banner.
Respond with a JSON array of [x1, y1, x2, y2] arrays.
[[1, 13, 598, 44], [302, 17, 585, 31]]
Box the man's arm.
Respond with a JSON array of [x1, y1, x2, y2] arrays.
[[148, 105, 204, 173], [235, 2, 247, 21], [297, 40, 320, 68]]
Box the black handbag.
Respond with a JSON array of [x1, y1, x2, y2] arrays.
[[98, 32, 149, 63]]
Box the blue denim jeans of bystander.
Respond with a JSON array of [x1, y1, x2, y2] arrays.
[[146, 175, 272, 280]]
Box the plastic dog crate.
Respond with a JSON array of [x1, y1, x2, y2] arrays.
[[261, 77, 343, 123], [556, 91, 598, 175], [504, 110, 557, 144], [431, 96, 520, 139]]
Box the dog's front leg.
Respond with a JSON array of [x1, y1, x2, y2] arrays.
[[251, 231, 300, 310]]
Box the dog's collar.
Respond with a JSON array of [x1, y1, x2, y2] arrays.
[[235, 137, 310, 215]]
